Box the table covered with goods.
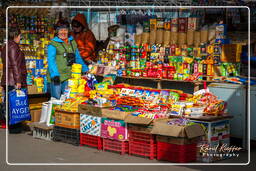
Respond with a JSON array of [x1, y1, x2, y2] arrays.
[[31, 63, 233, 163]]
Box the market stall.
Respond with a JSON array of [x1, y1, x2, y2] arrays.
[[1, 5, 254, 163]]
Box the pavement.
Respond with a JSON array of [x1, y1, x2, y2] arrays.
[[0, 129, 255, 171]]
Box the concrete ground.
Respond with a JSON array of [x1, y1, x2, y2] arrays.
[[0, 129, 255, 171]]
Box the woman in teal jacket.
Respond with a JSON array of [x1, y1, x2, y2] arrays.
[[47, 19, 88, 99]]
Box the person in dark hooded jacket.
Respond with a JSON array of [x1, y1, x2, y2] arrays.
[[71, 13, 96, 64]]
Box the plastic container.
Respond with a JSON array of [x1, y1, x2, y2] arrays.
[[80, 133, 103, 150], [157, 141, 197, 163], [53, 126, 80, 146], [103, 138, 128, 155], [129, 140, 157, 160]]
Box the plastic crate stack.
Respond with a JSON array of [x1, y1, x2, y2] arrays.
[[156, 142, 197, 163], [53, 110, 80, 146], [128, 130, 157, 160], [80, 114, 103, 150], [101, 118, 129, 155]]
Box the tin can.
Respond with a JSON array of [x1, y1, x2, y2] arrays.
[[135, 60, 140, 69], [198, 63, 203, 73], [143, 21, 150, 33], [146, 62, 152, 68], [164, 19, 171, 30], [188, 17, 199, 31], [178, 18, 188, 32], [175, 47, 181, 56], [157, 18, 164, 29], [194, 63, 198, 73], [170, 44, 176, 55], [207, 64, 213, 76], [203, 64, 208, 75], [130, 61, 136, 69], [150, 19, 157, 31]]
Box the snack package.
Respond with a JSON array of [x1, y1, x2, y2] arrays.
[[103, 74, 117, 85], [169, 102, 186, 116], [95, 82, 110, 91], [159, 90, 170, 103], [169, 91, 180, 104]]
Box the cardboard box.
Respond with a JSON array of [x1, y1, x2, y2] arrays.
[[78, 104, 110, 117], [101, 118, 128, 141], [128, 123, 154, 134], [102, 109, 131, 120], [221, 44, 241, 63], [124, 114, 153, 125], [156, 135, 200, 145], [80, 114, 101, 136], [151, 119, 205, 139], [191, 119, 230, 163], [30, 109, 42, 122], [55, 110, 80, 129]]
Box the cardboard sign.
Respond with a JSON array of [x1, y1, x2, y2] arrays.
[[101, 118, 128, 141], [80, 114, 101, 136]]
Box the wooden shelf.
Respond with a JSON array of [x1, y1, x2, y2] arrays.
[[95, 74, 226, 91]]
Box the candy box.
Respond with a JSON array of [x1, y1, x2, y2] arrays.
[[80, 114, 101, 136], [102, 108, 131, 120], [151, 118, 205, 138], [78, 104, 111, 117], [101, 118, 128, 141], [124, 113, 154, 125]]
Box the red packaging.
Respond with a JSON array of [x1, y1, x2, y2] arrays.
[[170, 44, 177, 55], [156, 69, 163, 78], [194, 63, 198, 73], [146, 62, 152, 68], [178, 18, 188, 33], [142, 70, 148, 77], [162, 68, 168, 78]]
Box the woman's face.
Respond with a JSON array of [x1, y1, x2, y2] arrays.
[[14, 34, 21, 44], [58, 28, 69, 39]]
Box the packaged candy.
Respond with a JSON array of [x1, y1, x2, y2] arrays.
[[103, 74, 117, 85], [169, 91, 180, 103], [95, 82, 110, 91]]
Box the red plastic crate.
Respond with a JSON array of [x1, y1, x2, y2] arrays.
[[129, 140, 157, 160], [157, 141, 197, 163], [128, 130, 155, 143], [157, 142, 197, 152], [80, 133, 103, 150], [103, 138, 129, 155]]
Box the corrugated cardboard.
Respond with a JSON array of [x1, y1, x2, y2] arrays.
[[30, 109, 42, 122], [101, 109, 131, 120], [124, 115, 153, 125], [128, 123, 154, 133], [55, 110, 80, 129], [78, 104, 110, 117], [156, 135, 200, 145], [151, 119, 205, 139]]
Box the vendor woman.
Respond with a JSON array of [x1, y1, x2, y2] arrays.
[[47, 19, 88, 99]]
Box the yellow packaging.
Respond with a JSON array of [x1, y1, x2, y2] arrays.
[[150, 19, 157, 31], [71, 73, 81, 79], [68, 79, 79, 88]]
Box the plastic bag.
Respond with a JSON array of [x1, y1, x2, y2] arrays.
[[8, 89, 31, 125]]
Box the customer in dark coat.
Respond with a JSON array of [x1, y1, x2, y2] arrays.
[[1, 27, 27, 133]]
